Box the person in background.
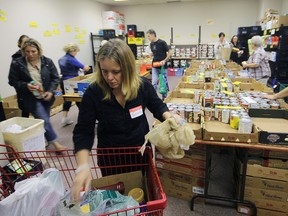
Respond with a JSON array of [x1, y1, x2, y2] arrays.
[[58, 43, 90, 127], [242, 35, 271, 85], [8, 38, 67, 151], [146, 29, 171, 100], [214, 32, 230, 65], [11, 35, 29, 60], [72, 39, 178, 201], [229, 35, 244, 65], [11, 35, 30, 117]]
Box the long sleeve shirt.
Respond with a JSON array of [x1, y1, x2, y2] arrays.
[[58, 53, 84, 78], [73, 77, 169, 152]]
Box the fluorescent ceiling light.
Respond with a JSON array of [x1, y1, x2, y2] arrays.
[[114, 0, 129, 2]]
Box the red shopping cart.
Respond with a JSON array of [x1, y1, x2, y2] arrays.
[[0, 144, 166, 215]]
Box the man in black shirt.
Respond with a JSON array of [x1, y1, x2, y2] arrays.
[[146, 29, 172, 100]]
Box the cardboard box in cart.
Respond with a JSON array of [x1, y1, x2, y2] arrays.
[[0, 117, 45, 152]]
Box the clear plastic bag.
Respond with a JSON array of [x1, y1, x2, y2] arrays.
[[0, 168, 65, 216], [57, 189, 139, 216]]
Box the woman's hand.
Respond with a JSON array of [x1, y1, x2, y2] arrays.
[[242, 61, 248, 68], [262, 94, 276, 100], [42, 92, 53, 101], [72, 169, 91, 202]]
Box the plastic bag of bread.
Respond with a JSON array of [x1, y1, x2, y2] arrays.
[[140, 117, 195, 159]]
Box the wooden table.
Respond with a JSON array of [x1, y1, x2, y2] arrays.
[[62, 93, 82, 103]]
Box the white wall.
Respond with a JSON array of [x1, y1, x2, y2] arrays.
[[114, 0, 260, 45], [258, 0, 284, 20], [1, 0, 287, 98], [0, 0, 110, 98]]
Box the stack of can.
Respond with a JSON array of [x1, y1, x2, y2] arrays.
[[166, 103, 202, 124], [238, 92, 280, 109]]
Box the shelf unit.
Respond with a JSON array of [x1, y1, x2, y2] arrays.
[[90, 33, 103, 67], [263, 26, 288, 85], [170, 44, 215, 68], [90, 32, 125, 67]]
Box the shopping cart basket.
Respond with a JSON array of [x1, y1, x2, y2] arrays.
[[0, 144, 166, 216]]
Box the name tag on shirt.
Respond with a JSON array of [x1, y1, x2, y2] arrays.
[[129, 105, 143, 119]]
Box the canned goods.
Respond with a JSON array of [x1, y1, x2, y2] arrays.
[[193, 109, 201, 123], [185, 108, 193, 123], [270, 102, 279, 109], [168, 107, 174, 113], [238, 117, 253, 133], [171, 105, 178, 114], [204, 108, 213, 121], [230, 113, 240, 129], [203, 96, 213, 107], [260, 103, 270, 109], [177, 106, 185, 118], [222, 109, 230, 124]]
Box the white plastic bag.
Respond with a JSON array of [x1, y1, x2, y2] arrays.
[[0, 168, 65, 216]]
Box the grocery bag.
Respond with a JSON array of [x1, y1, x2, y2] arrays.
[[0, 168, 65, 216], [158, 66, 167, 95]]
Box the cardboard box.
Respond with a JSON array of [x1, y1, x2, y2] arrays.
[[246, 164, 288, 181], [63, 74, 93, 94], [247, 156, 288, 169], [157, 167, 205, 185], [245, 186, 288, 203], [159, 176, 204, 195], [272, 16, 288, 28], [163, 186, 195, 201], [155, 151, 205, 168], [3, 107, 21, 119], [231, 78, 257, 84], [165, 91, 202, 105], [249, 109, 288, 145], [237, 82, 273, 93], [2, 95, 18, 108], [203, 121, 259, 143], [247, 197, 288, 213], [155, 159, 205, 178], [245, 176, 288, 192], [91, 171, 143, 196], [257, 208, 288, 216], [248, 149, 288, 160], [176, 82, 204, 90]]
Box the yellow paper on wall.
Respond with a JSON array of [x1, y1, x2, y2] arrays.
[[65, 25, 71, 32], [44, 31, 52, 37], [30, 21, 38, 28]]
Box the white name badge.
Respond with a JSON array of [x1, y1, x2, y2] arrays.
[[129, 105, 143, 119]]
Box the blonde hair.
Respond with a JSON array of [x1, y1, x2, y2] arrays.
[[21, 38, 43, 56], [63, 43, 80, 53], [94, 39, 142, 101]]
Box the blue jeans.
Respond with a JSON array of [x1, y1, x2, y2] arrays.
[[31, 101, 57, 143], [152, 67, 169, 98]]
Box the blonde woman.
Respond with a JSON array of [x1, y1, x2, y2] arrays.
[[72, 39, 175, 201], [58, 43, 90, 126], [8, 38, 66, 151]]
